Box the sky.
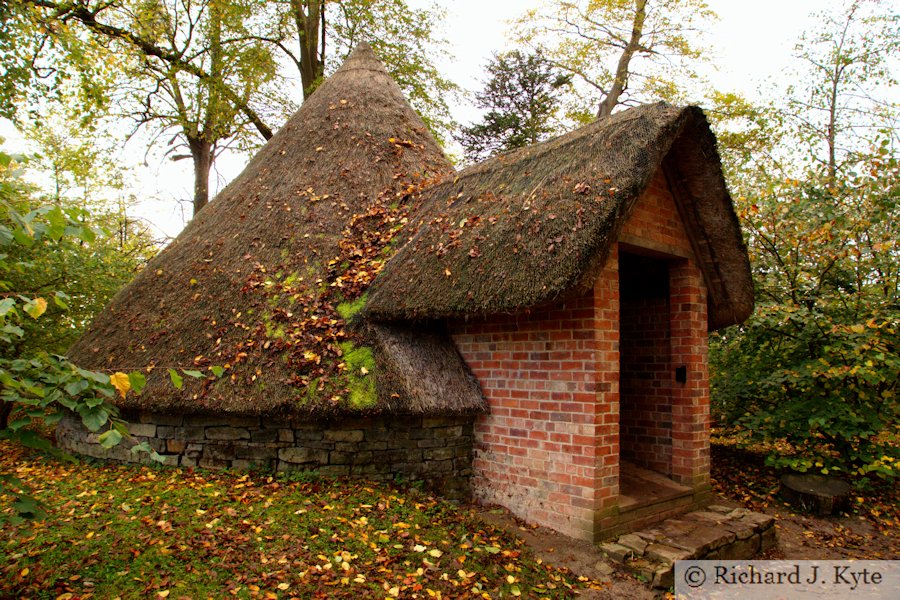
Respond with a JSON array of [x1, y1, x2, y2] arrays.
[[0, 0, 881, 240]]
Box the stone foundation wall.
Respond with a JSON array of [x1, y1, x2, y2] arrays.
[[56, 412, 474, 498]]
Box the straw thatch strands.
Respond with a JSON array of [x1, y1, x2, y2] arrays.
[[68, 43, 481, 418], [364, 103, 752, 331]]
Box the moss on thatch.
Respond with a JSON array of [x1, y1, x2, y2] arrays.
[[68, 44, 484, 418], [363, 103, 753, 330]]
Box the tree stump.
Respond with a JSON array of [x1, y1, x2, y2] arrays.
[[779, 473, 851, 516]]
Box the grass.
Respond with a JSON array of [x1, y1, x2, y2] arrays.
[[1, 441, 596, 599]]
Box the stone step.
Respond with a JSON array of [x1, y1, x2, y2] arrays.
[[600, 505, 776, 588]]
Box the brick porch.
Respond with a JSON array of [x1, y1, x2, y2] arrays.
[[451, 169, 712, 541]]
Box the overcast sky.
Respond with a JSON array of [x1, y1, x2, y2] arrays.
[[1, 0, 890, 239]]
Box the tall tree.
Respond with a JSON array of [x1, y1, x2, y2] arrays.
[[258, 0, 457, 138], [515, 0, 715, 120], [3, 0, 279, 214], [784, 0, 899, 182], [123, 0, 279, 213], [710, 0, 900, 481], [5, 1, 456, 213], [456, 50, 569, 162]]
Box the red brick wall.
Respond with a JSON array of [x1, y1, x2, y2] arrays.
[[451, 169, 710, 540], [449, 283, 612, 540]]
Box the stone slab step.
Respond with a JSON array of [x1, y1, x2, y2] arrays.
[[600, 505, 776, 588]]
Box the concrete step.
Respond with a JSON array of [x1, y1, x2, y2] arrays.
[[600, 505, 776, 588]]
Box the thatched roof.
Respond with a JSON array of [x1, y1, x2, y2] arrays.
[[363, 103, 753, 330], [69, 43, 485, 417]]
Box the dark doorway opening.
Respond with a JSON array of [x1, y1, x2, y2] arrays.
[[617, 251, 689, 509]]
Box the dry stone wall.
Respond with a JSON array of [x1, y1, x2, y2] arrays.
[[56, 412, 474, 499]]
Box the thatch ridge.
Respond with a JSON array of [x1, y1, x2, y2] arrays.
[[68, 43, 484, 417], [363, 103, 753, 330]]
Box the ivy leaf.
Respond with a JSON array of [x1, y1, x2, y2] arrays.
[[45, 206, 67, 241], [2, 324, 24, 339], [53, 291, 70, 310], [65, 379, 90, 397], [182, 370, 204, 379], [13, 430, 52, 451], [43, 411, 64, 426], [209, 365, 225, 378], [8, 418, 31, 431]]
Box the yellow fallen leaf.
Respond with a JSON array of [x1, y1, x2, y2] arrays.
[[277, 583, 289, 590], [20, 568, 29, 577], [157, 592, 170, 599]]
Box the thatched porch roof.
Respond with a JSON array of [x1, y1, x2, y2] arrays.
[[363, 103, 753, 330], [69, 44, 484, 418]]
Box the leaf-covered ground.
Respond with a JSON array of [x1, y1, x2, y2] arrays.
[[0, 441, 603, 599], [710, 439, 900, 560]]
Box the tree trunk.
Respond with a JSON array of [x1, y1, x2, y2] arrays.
[[293, 0, 324, 98], [597, 0, 647, 119], [189, 138, 213, 215]]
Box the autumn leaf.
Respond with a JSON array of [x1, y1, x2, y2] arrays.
[[109, 372, 131, 398], [23, 297, 48, 319]]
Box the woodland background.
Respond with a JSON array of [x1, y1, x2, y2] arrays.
[[0, 0, 897, 577]]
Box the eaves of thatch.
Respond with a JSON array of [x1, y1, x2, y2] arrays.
[[68, 43, 485, 418], [363, 103, 753, 331]]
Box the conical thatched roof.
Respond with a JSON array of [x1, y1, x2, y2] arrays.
[[69, 43, 485, 417], [364, 103, 753, 330]]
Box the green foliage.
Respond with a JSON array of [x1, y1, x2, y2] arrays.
[[710, 0, 900, 481], [0, 1, 117, 122], [1, 132, 153, 357], [4, 1, 280, 213], [0, 149, 160, 523], [456, 50, 569, 162], [713, 148, 900, 480]]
